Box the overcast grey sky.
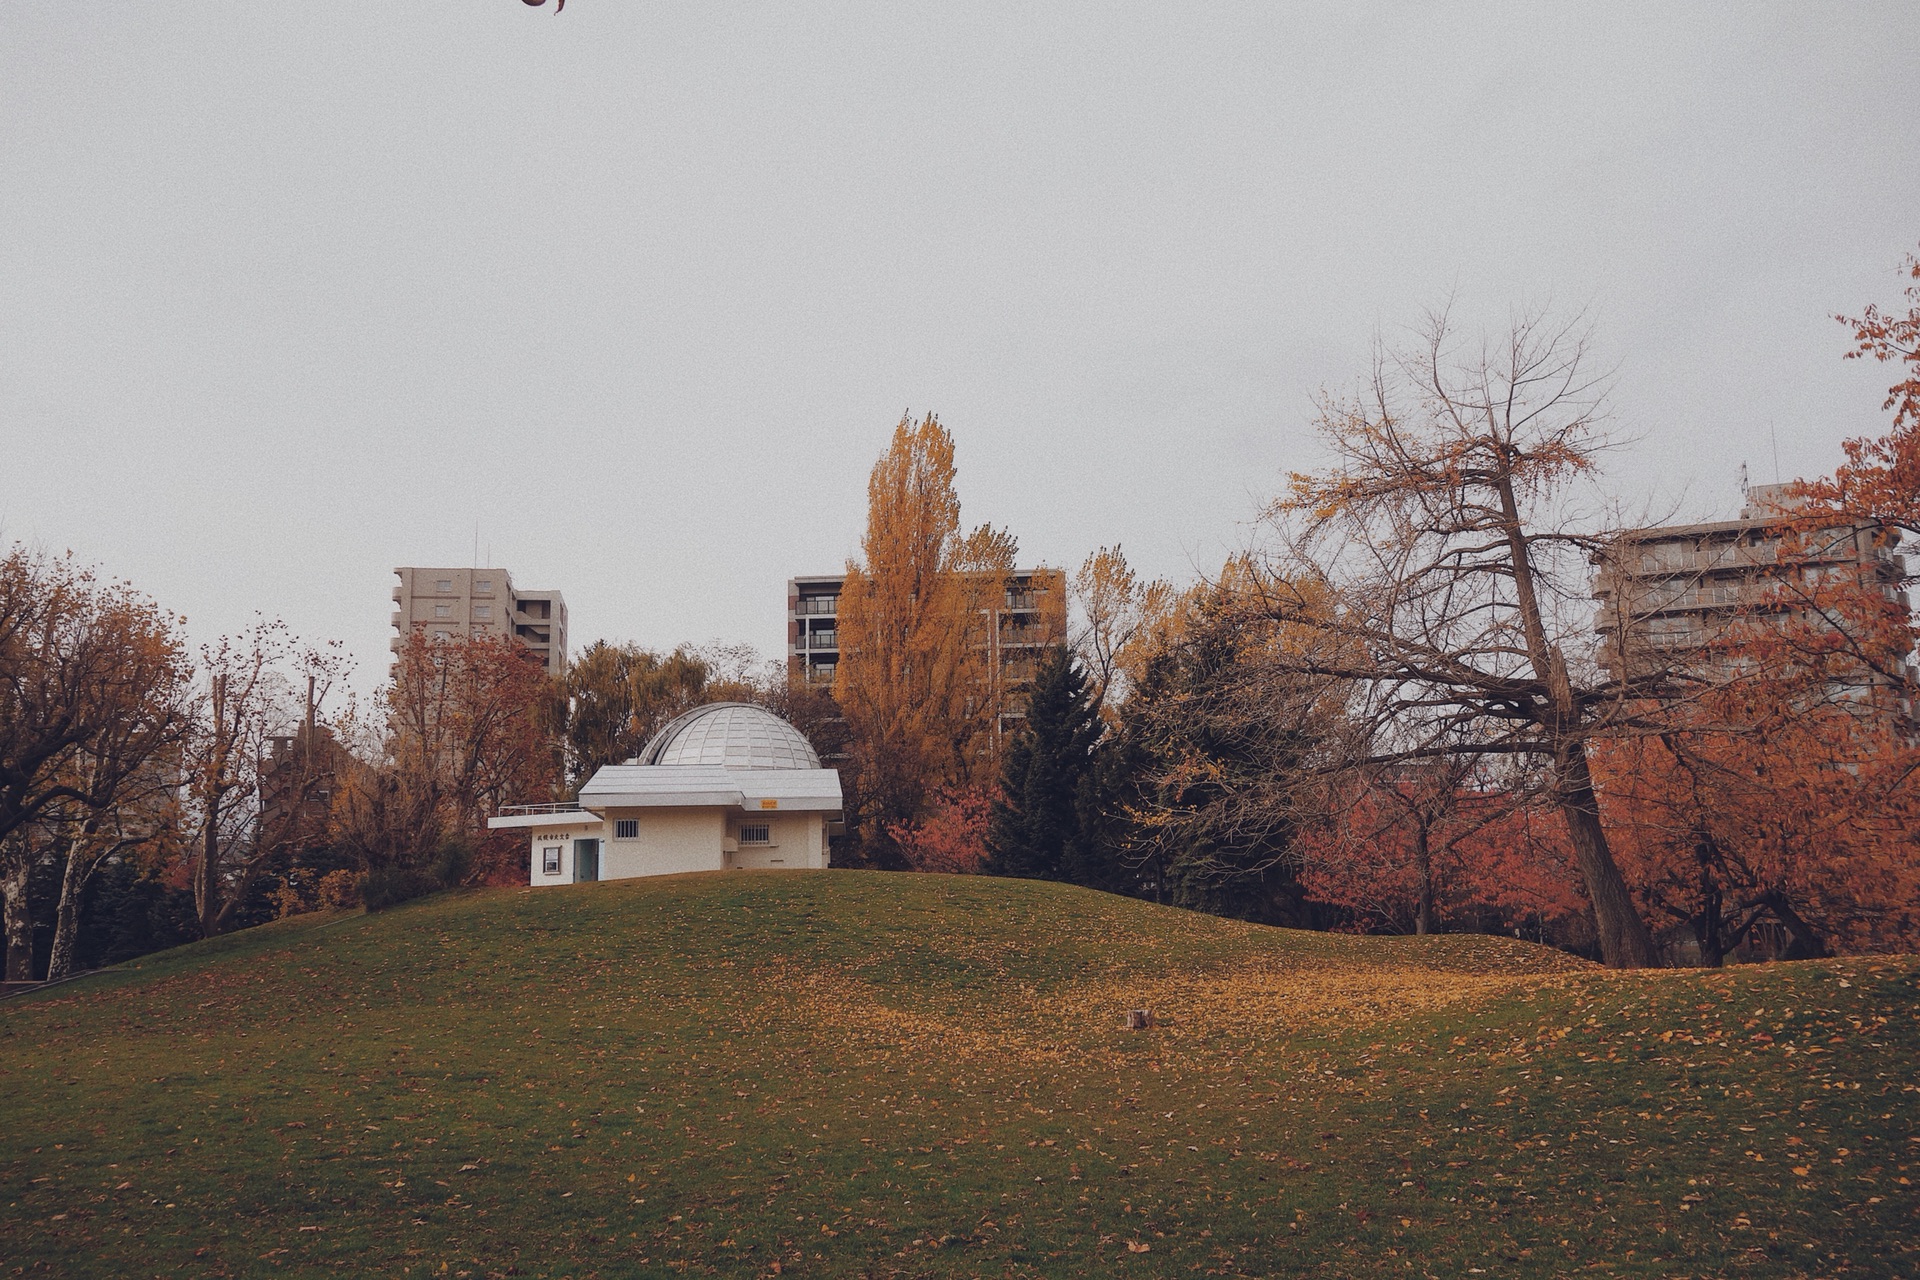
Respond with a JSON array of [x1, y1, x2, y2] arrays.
[[4, 3, 1916, 692]]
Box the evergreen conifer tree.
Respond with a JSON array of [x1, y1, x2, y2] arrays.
[[987, 648, 1102, 880]]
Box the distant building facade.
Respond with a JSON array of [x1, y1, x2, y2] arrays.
[[259, 721, 347, 845], [391, 567, 568, 675], [1592, 483, 1913, 716], [787, 567, 1067, 736]]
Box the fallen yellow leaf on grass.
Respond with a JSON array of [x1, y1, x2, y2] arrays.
[[1127, 1241, 1151, 1253]]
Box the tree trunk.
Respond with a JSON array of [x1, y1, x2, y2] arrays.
[[1413, 822, 1433, 936], [1554, 739, 1660, 969], [3, 856, 35, 982], [1690, 828, 1725, 968], [46, 843, 96, 982], [1763, 891, 1831, 961], [1502, 489, 1658, 969], [197, 799, 221, 938]]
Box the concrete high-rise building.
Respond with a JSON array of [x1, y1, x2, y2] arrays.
[[1592, 483, 1913, 719], [786, 567, 1066, 735], [391, 567, 568, 676]]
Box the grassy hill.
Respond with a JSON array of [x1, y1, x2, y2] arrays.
[[1, 872, 1914, 1278]]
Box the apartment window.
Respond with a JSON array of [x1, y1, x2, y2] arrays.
[[738, 823, 771, 845], [476, 579, 493, 594], [614, 819, 639, 839], [474, 605, 492, 619], [436, 579, 453, 593], [434, 604, 451, 618], [542, 846, 561, 875]]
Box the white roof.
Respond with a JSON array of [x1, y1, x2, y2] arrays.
[[577, 764, 843, 811], [637, 702, 822, 770], [486, 808, 598, 830]]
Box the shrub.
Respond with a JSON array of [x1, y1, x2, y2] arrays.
[[359, 836, 474, 913], [315, 869, 361, 911], [360, 866, 441, 912]]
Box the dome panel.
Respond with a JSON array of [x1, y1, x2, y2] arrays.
[[638, 702, 822, 770]]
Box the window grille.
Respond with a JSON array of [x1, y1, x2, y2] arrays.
[[738, 823, 771, 845], [615, 819, 639, 839]]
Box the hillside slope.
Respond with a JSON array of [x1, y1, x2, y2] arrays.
[[2, 871, 1914, 1278]]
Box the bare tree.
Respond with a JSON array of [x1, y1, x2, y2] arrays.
[[181, 621, 345, 937], [1251, 306, 1672, 967]]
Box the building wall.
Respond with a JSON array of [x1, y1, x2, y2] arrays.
[[525, 821, 608, 885], [729, 811, 829, 870], [602, 807, 729, 879], [391, 567, 569, 676], [520, 807, 833, 882], [1591, 486, 1913, 729]]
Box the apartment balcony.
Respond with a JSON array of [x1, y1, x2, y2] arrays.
[[390, 611, 403, 630], [794, 597, 840, 616], [805, 631, 839, 650]]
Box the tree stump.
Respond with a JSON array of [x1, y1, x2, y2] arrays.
[[1126, 1008, 1153, 1030]]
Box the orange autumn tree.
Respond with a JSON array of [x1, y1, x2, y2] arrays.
[[343, 629, 561, 887], [1296, 763, 1589, 939], [0, 547, 194, 977], [1798, 242, 1920, 537], [1592, 253, 1920, 962], [1596, 648, 1920, 962], [1592, 548, 1920, 962], [835, 413, 1017, 862]]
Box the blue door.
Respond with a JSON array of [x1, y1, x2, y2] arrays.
[[574, 838, 600, 883]]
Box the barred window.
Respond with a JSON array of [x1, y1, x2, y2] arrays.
[[738, 823, 771, 845], [614, 819, 639, 839]]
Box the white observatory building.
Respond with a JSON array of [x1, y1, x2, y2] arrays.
[[489, 702, 842, 885]]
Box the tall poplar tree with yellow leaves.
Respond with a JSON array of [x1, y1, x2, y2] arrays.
[[835, 413, 1015, 860]]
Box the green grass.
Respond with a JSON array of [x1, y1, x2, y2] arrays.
[[2, 871, 1915, 1278]]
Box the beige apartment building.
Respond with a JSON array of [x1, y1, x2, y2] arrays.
[[391, 567, 569, 676]]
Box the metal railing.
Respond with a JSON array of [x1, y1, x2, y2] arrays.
[[496, 802, 593, 817]]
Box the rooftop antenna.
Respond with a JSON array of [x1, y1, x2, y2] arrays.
[[1739, 461, 1750, 497], [472, 521, 479, 571], [1770, 422, 1781, 485]]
